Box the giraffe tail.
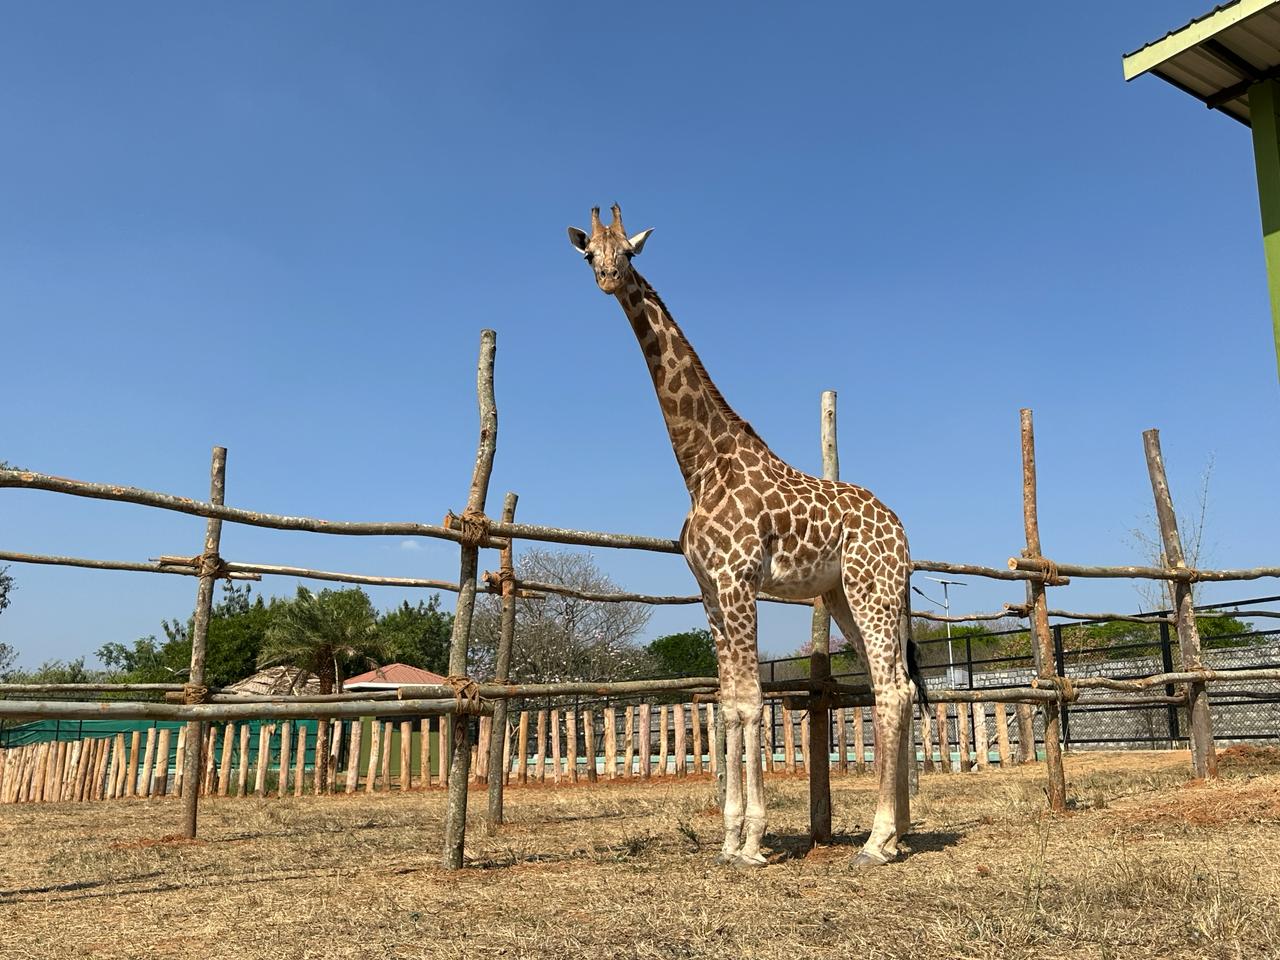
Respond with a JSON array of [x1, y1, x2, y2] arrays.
[[903, 579, 930, 711]]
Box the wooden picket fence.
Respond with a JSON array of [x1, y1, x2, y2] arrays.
[[0, 696, 1038, 804]]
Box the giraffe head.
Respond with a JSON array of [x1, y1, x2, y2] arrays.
[[567, 204, 653, 295]]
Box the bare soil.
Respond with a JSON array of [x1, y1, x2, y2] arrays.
[[2, 749, 1278, 960]]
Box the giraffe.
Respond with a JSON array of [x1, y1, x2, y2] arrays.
[[567, 205, 926, 868]]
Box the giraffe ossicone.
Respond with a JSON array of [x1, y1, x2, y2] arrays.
[[567, 204, 926, 867]]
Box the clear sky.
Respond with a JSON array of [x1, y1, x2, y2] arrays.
[[3, 3, 1278, 669]]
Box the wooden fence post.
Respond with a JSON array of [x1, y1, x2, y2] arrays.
[[140, 728, 157, 798], [957, 703, 972, 773], [1016, 703, 1036, 763], [293, 725, 306, 797], [692, 703, 704, 775], [155, 728, 172, 797], [565, 709, 578, 783], [762, 706, 774, 774], [486, 492, 519, 831], [218, 724, 234, 796], [254, 724, 270, 796], [807, 388, 839, 841], [799, 711, 811, 774], [534, 709, 547, 783], [171, 728, 185, 799], [994, 702, 1011, 766], [638, 703, 652, 780], [1020, 409, 1067, 811], [622, 705, 635, 778], [673, 703, 687, 777], [656, 705, 669, 777], [125, 731, 140, 798], [237, 724, 251, 797], [180, 446, 226, 836], [550, 708, 562, 784], [782, 706, 795, 774], [366, 721, 382, 794], [420, 718, 432, 788], [517, 711, 530, 784], [1143, 428, 1217, 779], [280, 720, 293, 797], [106, 738, 121, 801], [602, 707, 616, 780], [380, 721, 393, 792], [936, 705, 953, 772], [835, 708, 848, 774], [400, 720, 413, 791], [971, 704, 988, 772], [583, 707, 598, 783], [920, 708, 935, 773], [441, 329, 499, 871]]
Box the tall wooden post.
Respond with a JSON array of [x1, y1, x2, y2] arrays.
[[808, 389, 838, 844], [486, 492, 519, 831], [1020, 409, 1067, 812], [181, 446, 226, 838], [442, 329, 499, 870], [1143, 429, 1217, 779]]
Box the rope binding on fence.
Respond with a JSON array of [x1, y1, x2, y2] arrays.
[[444, 508, 492, 548], [181, 683, 210, 705], [445, 675, 484, 714], [1030, 675, 1078, 702]]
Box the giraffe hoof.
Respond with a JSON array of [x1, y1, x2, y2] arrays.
[[733, 852, 769, 869], [850, 850, 892, 870], [713, 852, 740, 866]]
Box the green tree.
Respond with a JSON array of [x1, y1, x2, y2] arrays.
[[646, 628, 717, 678], [259, 586, 387, 792], [0, 642, 18, 681], [379, 596, 453, 673]]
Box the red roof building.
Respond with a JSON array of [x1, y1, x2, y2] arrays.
[[344, 663, 447, 690]]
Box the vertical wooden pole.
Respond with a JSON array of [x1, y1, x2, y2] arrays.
[[656, 705, 669, 777], [799, 711, 811, 774], [280, 721, 293, 797], [622, 706, 634, 778], [782, 706, 795, 774], [583, 708, 598, 783], [957, 704, 972, 773], [172, 728, 185, 799], [181, 445, 226, 836], [154, 729, 172, 797], [237, 724, 251, 797], [380, 722, 393, 792], [1020, 409, 1067, 811], [1143, 428, 1218, 779], [602, 707, 617, 780], [920, 708, 935, 773], [213, 724, 231, 796], [713, 702, 727, 809], [534, 709, 547, 782], [851, 707, 864, 774], [762, 706, 774, 774], [673, 704, 687, 778], [564, 709, 578, 783], [638, 703, 652, 780], [420, 718, 432, 788], [485, 493, 519, 831], [254, 725, 270, 796], [400, 720, 413, 791], [365, 720, 381, 794], [994, 702, 1011, 766], [550, 708, 562, 785], [516, 710, 530, 784], [125, 731, 140, 798], [105, 738, 121, 801], [835, 708, 848, 774], [201, 728, 216, 795], [1016, 703, 1036, 763], [293, 725, 306, 797], [691, 704, 704, 775], [140, 728, 157, 798], [441, 328, 500, 870], [971, 704, 989, 772], [327, 721, 340, 794], [936, 705, 952, 772], [808, 388, 838, 842]]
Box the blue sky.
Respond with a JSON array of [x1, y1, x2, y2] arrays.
[[3, 3, 1278, 668]]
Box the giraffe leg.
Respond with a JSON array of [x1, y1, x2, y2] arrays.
[[700, 579, 765, 866], [828, 581, 911, 866]]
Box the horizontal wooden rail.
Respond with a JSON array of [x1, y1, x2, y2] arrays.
[[1011, 556, 1280, 583], [0, 550, 260, 581], [0, 696, 485, 722]]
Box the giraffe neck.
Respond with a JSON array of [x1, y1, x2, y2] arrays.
[[615, 271, 768, 492]]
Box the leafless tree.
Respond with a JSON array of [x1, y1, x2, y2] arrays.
[[469, 548, 654, 684], [1129, 454, 1214, 612]]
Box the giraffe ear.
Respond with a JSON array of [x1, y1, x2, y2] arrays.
[[628, 228, 653, 255], [567, 227, 589, 252]]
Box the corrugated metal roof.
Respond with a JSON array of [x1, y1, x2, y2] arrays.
[[344, 663, 447, 688], [1122, 0, 1280, 126]]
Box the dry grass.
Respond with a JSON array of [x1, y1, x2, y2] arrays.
[[3, 750, 1279, 959]]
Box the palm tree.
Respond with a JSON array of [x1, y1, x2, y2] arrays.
[[259, 586, 386, 792]]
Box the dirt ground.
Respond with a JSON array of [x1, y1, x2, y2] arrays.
[[2, 749, 1278, 960]]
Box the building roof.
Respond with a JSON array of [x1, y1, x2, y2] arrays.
[[344, 663, 448, 689], [225, 665, 321, 697], [1122, 0, 1280, 126]]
